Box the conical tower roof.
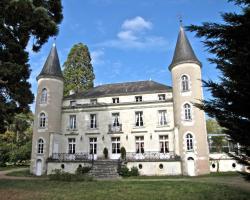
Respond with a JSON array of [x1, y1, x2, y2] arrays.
[[37, 44, 63, 80], [169, 26, 201, 70]]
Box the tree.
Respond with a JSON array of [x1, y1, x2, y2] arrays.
[[63, 43, 95, 96], [0, 0, 63, 132], [187, 0, 250, 162], [206, 118, 223, 134]]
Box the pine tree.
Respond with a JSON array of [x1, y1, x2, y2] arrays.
[[187, 0, 250, 161], [63, 43, 95, 95], [0, 0, 63, 132]]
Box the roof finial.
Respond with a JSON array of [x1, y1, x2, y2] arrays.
[[53, 37, 56, 47], [177, 14, 183, 27]]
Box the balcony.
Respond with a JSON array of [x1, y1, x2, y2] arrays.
[[49, 153, 91, 162], [125, 151, 180, 162], [108, 124, 122, 133]]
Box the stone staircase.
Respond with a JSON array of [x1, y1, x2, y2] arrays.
[[88, 160, 121, 179]]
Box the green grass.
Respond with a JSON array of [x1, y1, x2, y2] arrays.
[[0, 165, 27, 171], [6, 169, 34, 177], [0, 179, 249, 200]]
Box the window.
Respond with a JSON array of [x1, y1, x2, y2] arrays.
[[159, 135, 169, 153], [90, 114, 97, 128], [68, 138, 76, 154], [136, 136, 144, 153], [112, 98, 119, 104], [40, 88, 47, 104], [186, 133, 193, 151], [158, 110, 167, 126], [135, 111, 143, 127], [135, 96, 142, 102], [69, 115, 76, 129], [89, 138, 97, 154], [37, 139, 44, 154], [70, 100, 76, 107], [112, 137, 121, 154], [90, 99, 97, 105], [39, 113, 46, 128], [112, 113, 120, 127], [158, 94, 166, 101], [184, 103, 192, 120], [181, 75, 189, 92]]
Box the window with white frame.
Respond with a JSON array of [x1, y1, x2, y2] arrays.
[[112, 113, 120, 127], [181, 75, 189, 92], [135, 96, 142, 102], [90, 99, 97, 104], [184, 103, 192, 120], [90, 114, 97, 128], [135, 136, 144, 154], [112, 98, 119, 104], [159, 135, 169, 153], [186, 133, 194, 151], [40, 88, 47, 104], [158, 110, 167, 126], [68, 138, 76, 154], [112, 137, 121, 154], [69, 115, 76, 129], [135, 111, 143, 127], [89, 138, 97, 154], [39, 112, 46, 128], [70, 100, 76, 107], [37, 138, 44, 154], [158, 94, 166, 101]]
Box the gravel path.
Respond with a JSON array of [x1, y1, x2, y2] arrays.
[[0, 168, 47, 180]]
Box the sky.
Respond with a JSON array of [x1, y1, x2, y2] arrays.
[[27, 0, 240, 111]]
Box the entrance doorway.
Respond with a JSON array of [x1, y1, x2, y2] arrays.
[[36, 159, 42, 176], [187, 157, 195, 176]]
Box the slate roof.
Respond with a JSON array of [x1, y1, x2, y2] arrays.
[[169, 26, 201, 70], [64, 80, 172, 99], [37, 44, 63, 80]]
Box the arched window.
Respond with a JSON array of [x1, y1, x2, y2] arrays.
[[37, 139, 44, 154], [184, 103, 192, 120], [181, 75, 189, 92], [41, 88, 47, 104], [186, 133, 193, 151], [39, 113, 46, 128]]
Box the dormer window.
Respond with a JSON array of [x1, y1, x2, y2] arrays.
[[70, 100, 76, 107], [135, 96, 142, 102], [90, 99, 97, 105], [158, 94, 166, 101], [40, 88, 47, 104], [112, 98, 119, 104]]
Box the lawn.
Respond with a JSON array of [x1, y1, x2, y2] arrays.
[[0, 179, 249, 200]]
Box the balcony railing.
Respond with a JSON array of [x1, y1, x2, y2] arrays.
[[126, 151, 180, 161], [108, 124, 122, 133], [49, 153, 91, 162]]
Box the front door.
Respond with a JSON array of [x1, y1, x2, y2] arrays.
[[89, 137, 97, 160], [111, 137, 121, 159], [187, 157, 195, 176], [36, 159, 42, 176]]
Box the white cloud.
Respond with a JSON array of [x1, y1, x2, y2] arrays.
[[95, 16, 168, 50], [91, 49, 105, 65], [121, 16, 152, 32]]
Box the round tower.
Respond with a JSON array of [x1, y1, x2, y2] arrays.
[[30, 44, 64, 176], [169, 26, 210, 176]]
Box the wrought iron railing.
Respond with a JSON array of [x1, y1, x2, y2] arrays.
[[50, 153, 91, 161], [108, 124, 122, 133], [125, 151, 180, 161]]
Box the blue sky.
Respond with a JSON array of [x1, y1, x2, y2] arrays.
[[28, 0, 240, 110]]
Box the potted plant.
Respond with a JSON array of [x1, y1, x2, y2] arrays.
[[103, 147, 108, 159]]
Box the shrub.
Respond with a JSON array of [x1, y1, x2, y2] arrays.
[[49, 169, 93, 181], [103, 147, 108, 159], [118, 166, 139, 177], [120, 147, 126, 160], [76, 165, 91, 175]]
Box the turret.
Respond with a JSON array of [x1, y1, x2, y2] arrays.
[[30, 43, 64, 176], [170, 26, 210, 176]]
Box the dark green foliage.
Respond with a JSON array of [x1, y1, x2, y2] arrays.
[[103, 147, 108, 159], [0, 0, 63, 132], [118, 166, 139, 177], [63, 43, 95, 96], [76, 165, 91, 175], [187, 0, 250, 161], [120, 146, 126, 160], [49, 169, 93, 182]]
